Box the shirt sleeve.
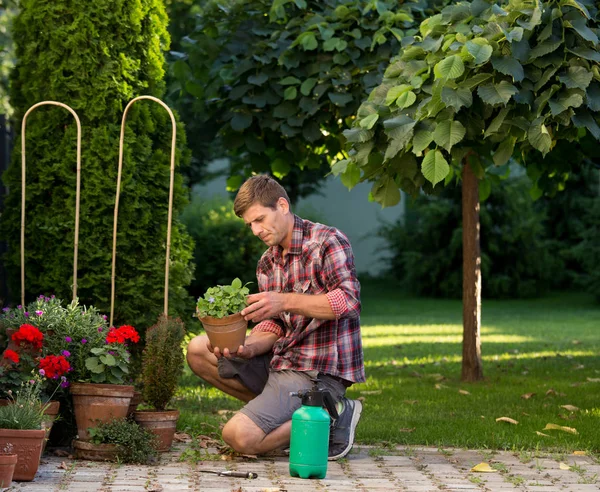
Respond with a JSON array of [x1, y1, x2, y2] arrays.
[[321, 232, 361, 320], [250, 319, 284, 338]]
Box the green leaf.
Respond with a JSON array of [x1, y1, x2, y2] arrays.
[[231, 112, 252, 131], [491, 57, 524, 82], [232, 278, 242, 289], [548, 90, 584, 116], [385, 85, 411, 106], [565, 14, 598, 44], [421, 150, 449, 186], [359, 113, 379, 130], [248, 73, 268, 85], [493, 136, 516, 166], [563, 0, 590, 18], [328, 92, 353, 106], [85, 358, 105, 374], [284, 87, 297, 100], [323, 37, 340, 51], [354, 141, 374, 167], [517, 3, 542, 31], [568, 47, 600, 62], [433, 120, 466, 152], [343, 128, 373, 143], [479, 178, 492, 202], [371, 178, 401, 208], [460, 73, 493, 90], [412, 129, 434, 155], [558, 66, 593, 90], [271, 158, 291, 178], [441, 86, 473, 110], [280, 76, 301, 85], [528, 117, 552, 156], [586, 82, 600, 112], [226, 175, 243, 192], [340, 162, 361, 190], [397, 91, 417, 109], [331, 159, 349, 176], [466, 40, 493, 65], [529, 39, 562, 60], [100, 353, 117, 366], [301, 32, 318, 50], [571, 109, 600, 140], [434, 55, 465, 80], [477, 81, 518, 106]]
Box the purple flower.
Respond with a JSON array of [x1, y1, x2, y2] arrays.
[[39, 369, 46, 376], [108, 351, 115, 356], [81, 338, 87, 344], [102, 315, 108, 321], [17, 305, 22, 309], [208, 296, 215, 303], [65, 336, 72, 343], [61, 381, 70, 388], [38, 295, 44, 300], [2, 307, 9, 312], [24, 312, 29, 318], [97, 327, 103, 332], [61, 376, 67, 382], [29, 379, 35, 384], [51, 295, 55, 299], [35, 310, 43, 316], [62, 350, 71, 357]]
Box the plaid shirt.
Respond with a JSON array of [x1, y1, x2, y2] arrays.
[[251, 215, 366, 384]]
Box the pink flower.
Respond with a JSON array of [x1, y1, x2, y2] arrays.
[[81, 339, 87, 344]]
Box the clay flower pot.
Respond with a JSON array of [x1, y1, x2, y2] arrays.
[[198, 312, 248, 352], [41, 400, 61, 453], [73, 440, 118, 461], [0, 453, 18, 488], [133, 409, 179, 452], [0, 429, 45, 481], [127, 391, 143, 417], [70, 383, 134, 441]]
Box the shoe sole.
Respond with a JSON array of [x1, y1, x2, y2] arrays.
[[328, 400, 362, 461]]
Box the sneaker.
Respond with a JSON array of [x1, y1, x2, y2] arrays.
[[328, 397, 362, 460]]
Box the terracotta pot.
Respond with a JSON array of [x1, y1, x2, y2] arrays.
[[41, 400, 61, 453], [133, 409, 179, 452], [0, 453, 17, 488], [127, 391, 143, 417], [0, 429, 45, 481], [70, 383, 134, 441], [73, 440, 118, 461], [198, 313, 248, 352]]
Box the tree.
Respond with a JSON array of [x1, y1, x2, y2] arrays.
[[335, 0, 600, 380], [168, 0, 450, 200], [0, 0, 194, 330]]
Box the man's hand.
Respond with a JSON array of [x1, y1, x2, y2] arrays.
[[241, 292, 286, 323], [207, 333, 277, 360]]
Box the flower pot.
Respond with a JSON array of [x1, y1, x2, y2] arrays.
[[0, 453, 17, 488], [127, 391, 143, 417], [198, 312, 248, 353], [0, 429, 45, 481], [41, 400, 60, 453], [73, 440, 118, 461], [133, 409, 179, 452], [70, 383, 134, 441]]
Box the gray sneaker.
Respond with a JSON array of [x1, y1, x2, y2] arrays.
[[328, 398, 362, 460]]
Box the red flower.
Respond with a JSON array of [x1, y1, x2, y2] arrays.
[[3, 349, 19, 364], [106, 325, 140, 344], [11, 324, 44, 350], [39, 355, 71, 379]]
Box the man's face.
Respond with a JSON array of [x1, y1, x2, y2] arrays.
[[242, 199, 288, 247]]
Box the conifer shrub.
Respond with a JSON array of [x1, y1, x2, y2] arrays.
[[0, 0, 194, 330], [140, 314, 185, 411]]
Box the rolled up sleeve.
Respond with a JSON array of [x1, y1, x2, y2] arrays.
[[250, 319, 284, 338]]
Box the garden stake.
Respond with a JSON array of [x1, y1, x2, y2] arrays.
[[198, 470, 258, 479]]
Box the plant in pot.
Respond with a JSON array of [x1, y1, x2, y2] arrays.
[[196, 278, 250, 353], [0, 443, 17, 488], [0, 376, 49, 481], [134, 314, 185, 452]]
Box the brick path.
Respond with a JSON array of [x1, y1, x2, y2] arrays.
[[4, 444, 599, 491]]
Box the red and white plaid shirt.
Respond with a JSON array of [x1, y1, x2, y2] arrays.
[[251, 215, 366, 384]]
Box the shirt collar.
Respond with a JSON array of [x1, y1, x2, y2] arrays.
[[271, 214, 304, 262]]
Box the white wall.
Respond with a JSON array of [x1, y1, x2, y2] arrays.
[[192, 159, 405, 276]]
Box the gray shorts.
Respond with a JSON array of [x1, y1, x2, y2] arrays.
[[218, 355, 347, 435]]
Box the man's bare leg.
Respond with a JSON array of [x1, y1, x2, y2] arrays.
[[222, 412, 291, 455], [186, 335, 255, 402]]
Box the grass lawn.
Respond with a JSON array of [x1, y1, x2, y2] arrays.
[[176, 279, 600, 454]]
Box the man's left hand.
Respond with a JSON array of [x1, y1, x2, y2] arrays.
[[241, 292, 285, 322]]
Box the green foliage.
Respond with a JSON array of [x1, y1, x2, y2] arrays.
[[0, 376, 47, 430], [169, 0, 450, 193], [338, 0, 600, 207], [180, 196, 264, 297], [571, 195, 600, 301], [0, 0, 16, 116], [84, 344, 131, 385], [196, 278, 250, 318], [0, 0, 194, 331], [141, 314, 185, 411], [88, 418, 158, 464], [379, 174, 559, 298]]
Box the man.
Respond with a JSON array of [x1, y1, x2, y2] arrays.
[[187, 175, 365, 459]]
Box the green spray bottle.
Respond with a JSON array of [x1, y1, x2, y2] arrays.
[[289, 385, 338, 479]]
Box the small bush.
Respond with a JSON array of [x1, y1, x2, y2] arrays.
[[89, 418, 158, 464], [180, 196, 264, 297], [379, 175, 560, 299], [570, 197, 600, 302]]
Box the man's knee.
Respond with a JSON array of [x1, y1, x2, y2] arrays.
[[222, 414, 263, 455], [186, 335, 213, 376]]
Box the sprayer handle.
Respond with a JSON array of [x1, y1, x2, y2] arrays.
[[323, 391, 338, 420]]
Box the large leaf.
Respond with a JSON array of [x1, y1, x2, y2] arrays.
[[412, 128, 434, 155], [385, 84, 411, 106], [433, 120, 466, 152], [340, 162, 361, 189], [384, 121, 416, 161], [477, 81, 518, 106], [460, 73, 493, 90], [491, 57, 524, 82], [441, 86, 473, 110], [567, 47, 600, 62], [529, 39, 561, 60], [571, 109, 600, 140], [493, 136, 516, 166], [586, 82, 600, 112], [343, 128, 374, 143], [527, 117, 552, 156], [248, 73, 269, 86], [465, 39, 493, 65], [359, 113, 379, 130], [371, 177, 401, 208], [271, 158, 291, 178], [565, 14, 598, 44], [558, 66, 593, 90], [484, 107, 510, 137], [421, 150, 449, 186], [231, 112, 252, 131], [329, 92, 354, 106], [300, 78, 317, 96], [434, 55, 465, 80], [548, 90, 584, 116]]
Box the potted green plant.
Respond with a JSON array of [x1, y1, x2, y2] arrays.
[[133, 315, 185, 451], [0, 443, 17, 488], [75, 418, 158, 463], [0, 377, 48, 481], [195, 278, 250, 352]]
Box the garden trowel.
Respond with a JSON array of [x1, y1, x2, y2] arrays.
[[198, 469, 258, 479]]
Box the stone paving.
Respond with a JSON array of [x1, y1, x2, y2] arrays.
[[4, 443, 599, 492]]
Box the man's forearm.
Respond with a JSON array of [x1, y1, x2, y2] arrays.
[[283, 293, 336, 320], [244, 331, 280, 358]]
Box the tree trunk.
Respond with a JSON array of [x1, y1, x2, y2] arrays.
[[461, 159, 483, 382]]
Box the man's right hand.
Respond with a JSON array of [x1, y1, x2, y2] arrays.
[[207, 340, 254, 360]]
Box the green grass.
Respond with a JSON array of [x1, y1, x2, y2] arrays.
[[176, 280, 600, 454]]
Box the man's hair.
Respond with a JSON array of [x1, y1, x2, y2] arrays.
[[233, 175, 291, 217]]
